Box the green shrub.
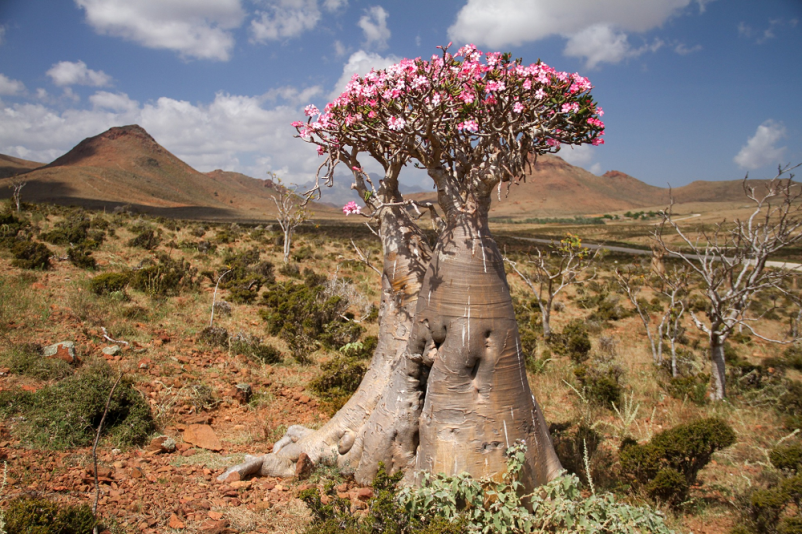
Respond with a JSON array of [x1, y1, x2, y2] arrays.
[[550, 319, 591, 363], [129, 254, 196, 296], [0, 343, 73, 381], [67, 244, 97, 270], [40, 214, 104, 248], [89, 272, 130, 295], [646, 468, 688, 505], [260, 279, 363, 359], [771, 442, 802, 473], [549, 421, 602, 487], [230, 333, 282, 364], [310, 352, 368, 416], [0, 358, 154, 449], [3, 496, 96, 534], [0, 212, 29, 247], [10, 241, 52, 270], [573, 354, 625, 408], [664, 374, 709, 405], [620, 417, 736, 504], [127, 229, 161, 250], [199, 326, 229, 347], [782, 345, 802, 371], [216, 248, 275, 304]]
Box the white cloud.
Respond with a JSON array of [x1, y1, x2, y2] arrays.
[[262, 85, 323, 105], [250, 0, 321, 42], [89, 91, 140, 112], [322, 0, 347, 11], [0, 89, 324, 183], [75, 0, 245, 61], [674, 42, 702, 55], [47, 61, 112, 87], [449, 0, 691, 68], [734, 120, 787, 170], [359, 6, 390, 50], [333, 40, 347, 57], [589, 163, 602, 175], [328, 50, 400, 100], [0, 74, 25, 96], [558, 143, 597, 168], [449, 0, 691, 48], [739, 18, 798, 44]]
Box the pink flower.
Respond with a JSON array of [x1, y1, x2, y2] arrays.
[[513, 102, 524, 113], [596, 106, 604, 117], [388, 116, 406, 131], [317, 145, 326, 155], [561, 102, 579, 113], [304, 104, 319, 117], [291, 121, 303, 127], [352, 166, 362, 172], [343, 201, 361, 216], [546, 138, 560, 147], [458, 120, 479, 132], [591, 138, 605, 146]]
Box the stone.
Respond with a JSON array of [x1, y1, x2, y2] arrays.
[[295, 452, 314, 480], [102, 345, 121, 356], [147, 436, 176, 453], [183, 424, 223, 451], [44, 341, 78, 364], [234, 383, 252, 404], [356, 488, 373, 501], [224, 471, 241, 483], [168, 514, 185, 529]]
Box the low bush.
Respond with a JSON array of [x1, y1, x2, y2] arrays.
[[40, 214, 105, 248], [664, 374, 709, 405], [0, 358, 154, 449], [230, 333, 282, 364], [620, 417, 736, 504], [3, 496, 97, 534], [549, 421, 602, 487], [199, 326, 229, 347], [129, 254, 197, 296], [127, 229, 161, 250], [573, 353, 625, 408], [301, 442, 675, 534], [309, 341, 375, 415], [549, 319, 591, 363], [0, 212, 29, 247], [67, 244, 97, 269], [0, 343, 73, 381], [89, 272, 130, 295], [10, 241, 52, 270], [260, 277, 363, 360], [216, 247, 275, 304]]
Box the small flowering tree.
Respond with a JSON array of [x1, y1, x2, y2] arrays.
[[221, 44, 604, 490]]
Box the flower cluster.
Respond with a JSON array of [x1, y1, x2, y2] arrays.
[[293, 43, 605, 209], [342, 201, 361, 216]]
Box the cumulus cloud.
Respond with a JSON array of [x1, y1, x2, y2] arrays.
[[250, 0, 321, 42], [75, 0, 245, 61], [328, 50, 400, 100], [359, 6, 390, 50], [0, 90, 323, 181], [734, 120, 787, 170], [564, 25, 663, 69], [674, 42, 702, 55], [557, 143, 597, 168], [322, 0, 347, 10], [449, 0, 691, 67], [0, 74, 26, 96], [47, 61, 112, 87]]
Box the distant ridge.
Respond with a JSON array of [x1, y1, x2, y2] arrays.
[[0, 154, 43, 179], [0, 125, 338, 220]]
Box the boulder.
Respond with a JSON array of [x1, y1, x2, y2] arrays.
[[44, 341, 78, 364]]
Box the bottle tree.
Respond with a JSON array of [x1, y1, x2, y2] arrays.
[[220, 44, 604, 490]]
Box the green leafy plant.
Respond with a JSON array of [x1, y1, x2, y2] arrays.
[[2, 496, 96, 534], [10, 241, 51, 270]]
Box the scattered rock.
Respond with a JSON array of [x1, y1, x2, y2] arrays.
[[295, 452, 314, 480], [147, 435, 176, 453], [43, 341, 78, 364], [168, 514, 185, 529], [102, 345, 122, 356], [356, 487, 373, 501], [234, 383, 252, 404], [224, 471, 241, 483], [183, 424, 223, 451]]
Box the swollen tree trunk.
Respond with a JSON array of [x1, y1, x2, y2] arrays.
[[282, 227, 292, 264], [352, 179, 562, 489], [218, 205, 431, 481], [710, 331, 727, 401], [540, 300, 552, 339]]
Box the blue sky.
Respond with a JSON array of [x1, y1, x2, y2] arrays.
[[0, 0, 800, 195]]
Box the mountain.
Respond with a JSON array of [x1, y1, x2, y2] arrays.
[[0, 125, 338, 220], [0, 154, 43, 179]]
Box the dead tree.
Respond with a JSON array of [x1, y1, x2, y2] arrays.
[[9, 178, 26, 213], [269, 174, 309, 264], [505, 234, 598, 338], [655, 163, 802, 400], [221, 44, 604, 489], [615, 264, 689, 376]]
